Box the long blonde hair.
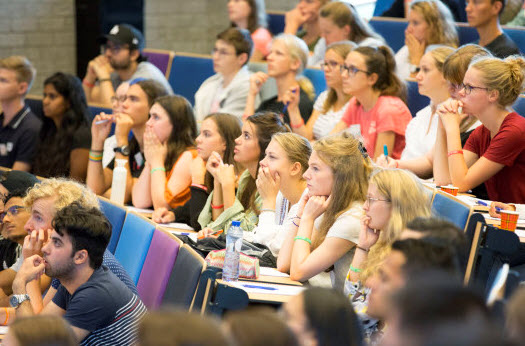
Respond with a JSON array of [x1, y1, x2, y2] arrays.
[[410, 0, 459, 47], [312, 133, 373, 249], [361, 169, 431, 281]]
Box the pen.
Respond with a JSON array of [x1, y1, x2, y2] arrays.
[[242, 284, 278, 291], [198, 229, 223, 240], [476, 200, 501, 212], [383, 144, 388, 157], [94, 119, 111, 125], [282, 88, 297, 115]]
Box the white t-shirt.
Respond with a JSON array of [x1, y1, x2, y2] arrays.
[[395, 45, 411, 81], [401, 104, 439, 160], [308, 203, 362, 291], [312, 91, 350, 140]]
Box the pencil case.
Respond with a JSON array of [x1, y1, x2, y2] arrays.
[[205, 249, 260, 279]]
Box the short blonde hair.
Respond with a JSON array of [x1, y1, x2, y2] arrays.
[[0, 56, 36, 94], [470, 55, 525, 108], [410, 0, 459, 47], [271, 132, 312, 175], [23, 178, 100, 213], [361, 169, 431, 281]]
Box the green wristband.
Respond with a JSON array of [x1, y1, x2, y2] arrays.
[[349, 265, 362, 273], [150, 167, 166, 174], [294, 236, 312, 245]]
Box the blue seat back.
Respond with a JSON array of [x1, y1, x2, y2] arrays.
[[406, 80, 429, 117], [114, 212, 156, 284], [431, 191, 472, 231], [267, 11, 285, 36], [369, 18, 407, 52], [168, 53, 214, 106], [512, 95, 525, 118], [162, 244, 205, 309], [98, 197, 127, 254], [143, 48, 175, 78], [456, 24, 479, 45], [373, 0, 396, 16], [503, 26, 525, 53], [303, 68, 327, 99]]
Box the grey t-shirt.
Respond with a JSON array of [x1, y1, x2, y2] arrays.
[[110, 61, 173, 94]]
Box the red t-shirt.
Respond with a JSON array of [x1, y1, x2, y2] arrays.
[[341, 96, 412, 159], [464, 112, 525, 203]]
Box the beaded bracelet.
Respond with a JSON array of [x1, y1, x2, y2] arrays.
[[150, 167, 166, 174], [349, 265, 362, 273], [447, 150, 463, 157], [294, 236, 312, 245]]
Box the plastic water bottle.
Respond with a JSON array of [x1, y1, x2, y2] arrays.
[[110, 159, 127, 205], [223, 221, 243, 282]]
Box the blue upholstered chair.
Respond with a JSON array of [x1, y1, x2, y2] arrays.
[[162, 244, 206, 309], [114, 212, 156, 284], [142, 48, 176, 78], [369, 17, 407, 52], [303, 67, 327, 98], [98, 197, 127, 254], [512, 95, 525, 118], [137, 229, 182, 309], [168, 53, 214, 106], [406, 79, 429, 117], [431, 190, 472, 231], [267, 11, 285, 36]]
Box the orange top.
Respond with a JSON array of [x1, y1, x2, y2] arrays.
[[164, 149, 198, 208]]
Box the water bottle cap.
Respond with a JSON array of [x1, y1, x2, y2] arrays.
[[231, 221, 241, 227]]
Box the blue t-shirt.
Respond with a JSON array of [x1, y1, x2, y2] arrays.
[[51, 249, 137, 295], [52, 266, 146, 346]]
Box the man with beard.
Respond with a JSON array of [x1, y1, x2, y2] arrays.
[[12, 203, 146, 345], [82, 23, 173, 107]]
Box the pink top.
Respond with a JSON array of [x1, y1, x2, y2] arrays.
[[252, 27, 272, 57], [341, 96, 412, 159]]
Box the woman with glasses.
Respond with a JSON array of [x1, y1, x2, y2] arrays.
[[331, 46, 412, 160], [194, 27, 258, 124], [87, 79, 169, 203], [32, 72, 91, 182], [227, 0, 272, 61], [344, 168, 430, 339], [290, 42, 354, 140], [277, 133, 372, 291], [308, 1, 384, 66], [434, 54, 525, 203], [395, 0, 458, 80]]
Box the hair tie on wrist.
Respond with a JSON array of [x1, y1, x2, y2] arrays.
[[294, 236, 312, 244], [211, 203, 224, 209], [447, 150, 463, 157], [349, 265, 362, 273], [150, 167, 166, 174]]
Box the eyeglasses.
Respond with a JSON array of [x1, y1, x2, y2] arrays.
[[320, 61, 340, 70], [340, 64, 369, 76], [365, 195, 390, 205], [103, 43, 128, 54], [460, 83, 489, 95], [0, 205, 26, 222], [211, 48, 236, 57], [111, 95, 127, 104]]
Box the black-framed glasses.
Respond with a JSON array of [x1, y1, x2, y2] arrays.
[[320, 61, 340, 70], [460, 83, 489, 95], [365, 195, 390, 205], [340, 64, 369, 76], [0, 205, 25, 221]]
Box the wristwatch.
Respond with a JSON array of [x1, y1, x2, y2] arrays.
[[113, 145, 130, 156], [10, 294, 30, 308], [409, 64, 420, 74]]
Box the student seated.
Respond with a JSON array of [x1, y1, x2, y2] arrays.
[[227, 0, 272, 61], [308, 1, 384, 66], [434, 55, 525, 203], [197, 112, 288, 234], [12, 204, 146, 345], [244, 34, 314, 127], [331, 46, 412, 160], [277, 133, 371, 290], [284, 0, 330, 52], [87, 79, 169, 203], [244, 133, 311, 257], [344, 169, 430, 337], [152, 113, 242, 230], [82, 23, 173, 107], [32, 72, 91, 182], [132, 95, 198, 209], [0, 56, 41, 172], [282, 287, 364, 346], [395, 0, 458, 80], [466, 0, 521, 58], [293, 42, 354, 140], [194, 27, 259, 123]]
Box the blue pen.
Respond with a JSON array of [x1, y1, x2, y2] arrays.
[[477, 200, 502, 212], [282, 88, 297, 115], [383, 144, 388, 157], [242, 284, 278, 291]]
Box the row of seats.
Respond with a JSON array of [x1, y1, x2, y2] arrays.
[[98, 196, 249, 312]]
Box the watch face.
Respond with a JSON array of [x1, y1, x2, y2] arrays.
[[9, 295, 17, 307], [121, 146, 130, 156]]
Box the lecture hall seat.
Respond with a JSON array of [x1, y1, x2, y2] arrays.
[[431, 190, 472, 231], [142, 48, 176, 78], [168, 53, 215, 106], [98, 196, 127, 254]]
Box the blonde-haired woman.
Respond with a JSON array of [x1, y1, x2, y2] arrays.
[[344, 168, 430, 336], [395, 0, 458, 80], [284, 0, 331, 52], [244, 34, 314, 127], [308, 1, 384, 66], [277, 133, 372, 291], [244, 133, 311, 256], [435, 55, 525, 203]]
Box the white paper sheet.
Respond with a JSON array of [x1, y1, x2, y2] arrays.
[[259, 267, 290, 278], [126, 206, 154, 214], [230, 281, 305, 296], [161, 222, 194, 231]]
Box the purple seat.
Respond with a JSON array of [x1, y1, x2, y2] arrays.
[[142, 49, 175, 78], [137, 229, 182, 309]]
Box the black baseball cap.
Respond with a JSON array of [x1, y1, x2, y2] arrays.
[[99, 24, 145, 51], [0, 170, 40, 194]]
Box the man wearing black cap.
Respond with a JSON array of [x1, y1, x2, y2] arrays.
[[0, 170, 40, 212], [82, 23, 173, 107]]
